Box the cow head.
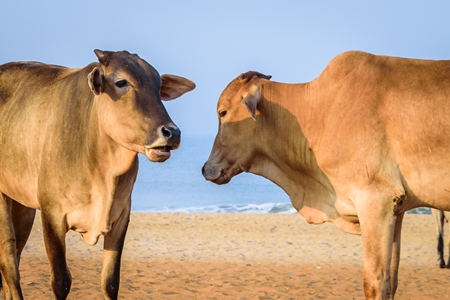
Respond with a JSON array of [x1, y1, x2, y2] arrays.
[[202, 71, 272, 184], [87, 49, 195, 162]]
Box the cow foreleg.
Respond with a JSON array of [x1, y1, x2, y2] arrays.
[[101, 208, 130, 300], [40, 211, 71, 300], [358, 198, 400, 300], [388, 212, 404, 297], [0, 194, 23, 300]]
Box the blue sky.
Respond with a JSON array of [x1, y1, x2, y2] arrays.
[[2, 1, 450, 136]]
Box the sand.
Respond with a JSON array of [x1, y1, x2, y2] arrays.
[[8, 212, 450, 299]]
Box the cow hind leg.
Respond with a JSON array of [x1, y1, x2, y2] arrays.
[[445, 211, 450, 269], [437, 229, 446, 268], [431, 209, 446, 268], [438, 236, 446, 268], [40, 211, 71, 300], [0, 199, 36, 298], [0, 194, 23, 299], [11, 201, 36, 264]]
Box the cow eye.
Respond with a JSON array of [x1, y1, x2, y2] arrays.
[[115, 80, 129, 88], [219, 110, 227, 118]]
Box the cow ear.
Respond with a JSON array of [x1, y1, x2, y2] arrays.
[[242, 89, 262, 121], [87, 67, 104, 95], [160, 74, 196, 101], [94, 49, 105, 60]]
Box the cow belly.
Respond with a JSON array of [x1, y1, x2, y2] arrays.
[[410, 185, 450, 211], [0, 173, 40, 209], [403, 170, 450, 211]]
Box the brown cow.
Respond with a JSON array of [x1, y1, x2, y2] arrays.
[[202, 51, 450, 299], [0, 50, 195, 299]]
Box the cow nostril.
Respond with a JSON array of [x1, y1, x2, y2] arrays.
[[161, 126, 172, 139], [160, 125, 180, 141]]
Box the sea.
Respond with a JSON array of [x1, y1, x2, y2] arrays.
[[131, 135, 430, 215]]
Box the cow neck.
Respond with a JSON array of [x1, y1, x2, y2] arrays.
[[254, 81, 340, 224], [65, 95, 137, 245], [88, 98, 137, 178], [260, 80, 326, 144], [30, 65, 136, 245]]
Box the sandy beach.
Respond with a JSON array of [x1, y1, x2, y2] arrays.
[[10, 212, 450, 299]]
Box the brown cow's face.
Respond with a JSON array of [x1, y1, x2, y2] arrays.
[[88, 50, 195, 162], [203, 73, 267, 184]]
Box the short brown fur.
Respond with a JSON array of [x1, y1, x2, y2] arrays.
[[203, 50, 450, 299], [0, 50, 195, 299]]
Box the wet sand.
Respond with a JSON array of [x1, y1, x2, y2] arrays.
[[13, 212, 450, 299]]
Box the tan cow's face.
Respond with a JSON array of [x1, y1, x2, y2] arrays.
[[88, 50, 195, 162], [202, 72, 271, 184]]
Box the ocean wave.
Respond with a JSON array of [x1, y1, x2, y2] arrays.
[[406, 207, 431, 215], [135, 203, 432, 215], [137, 203, 298, 214]]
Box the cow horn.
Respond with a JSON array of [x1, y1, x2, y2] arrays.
[[242, 71, 272, 80], [94, 49, 105, 60]]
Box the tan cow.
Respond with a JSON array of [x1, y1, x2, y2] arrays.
[[0, 50, 195, 299], [431, 208, 450, 268], [202, 50, 450, 299]]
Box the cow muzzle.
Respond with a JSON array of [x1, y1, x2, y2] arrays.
[[144, 124, 181, 162], [144, 146, 172, 162], [202, 162, 231, 185]]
